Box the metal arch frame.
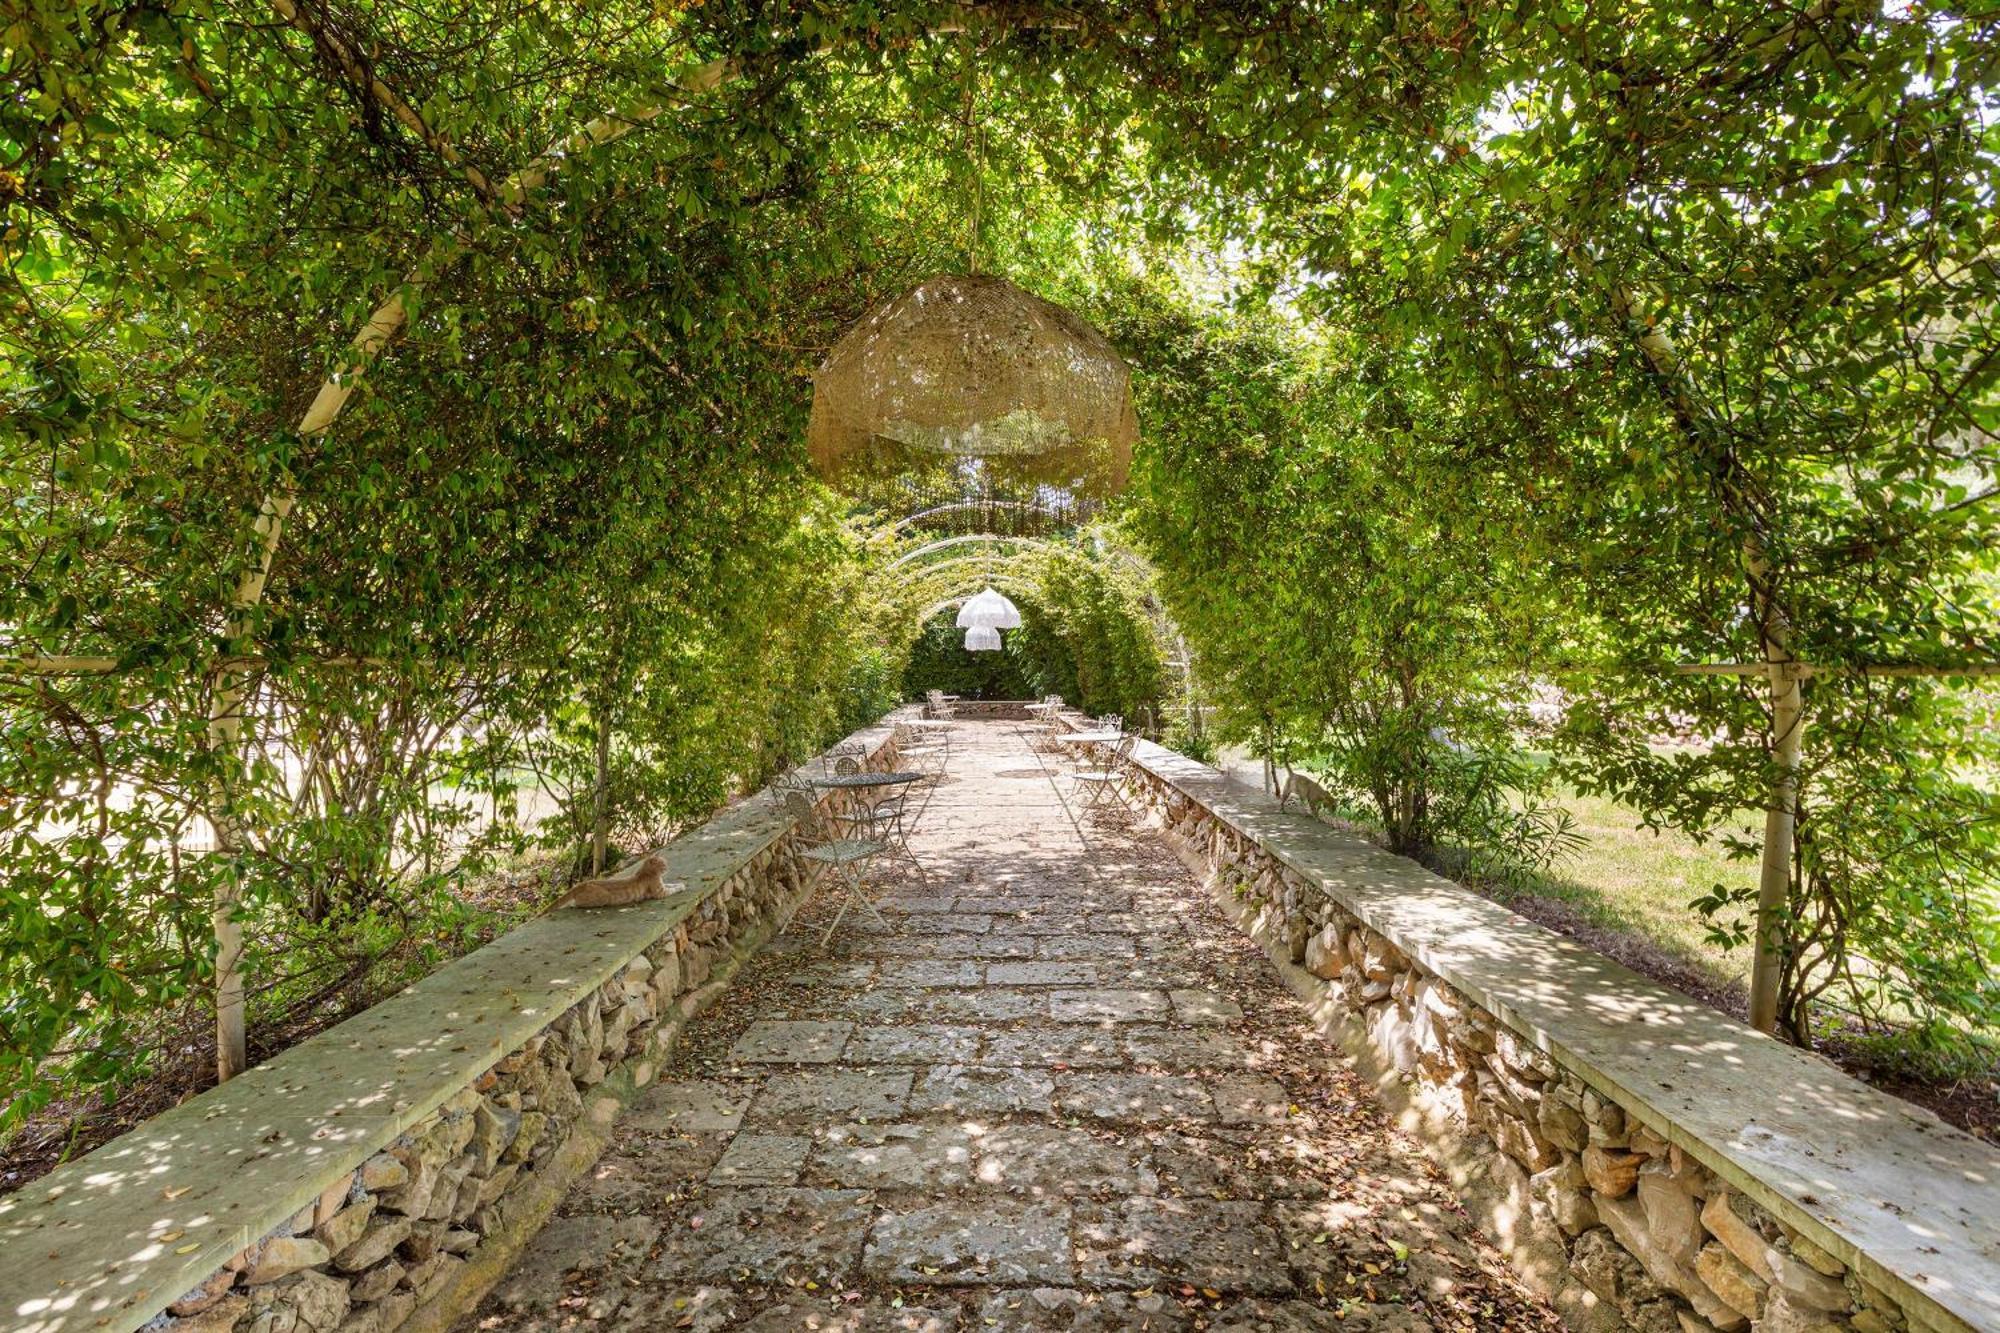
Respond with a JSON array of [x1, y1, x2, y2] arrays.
[[889, 554, 1041, 618], [885, 534, 1050, 572], [891, 569, 1040, 614], [914, 590, 1038, 623], [887, 500, 1085, 537], [886, 553, 1036, 592]]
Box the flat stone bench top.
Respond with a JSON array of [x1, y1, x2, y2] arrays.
[[0, 719, 897, 1333], [1124, 737, 2000, 1332]]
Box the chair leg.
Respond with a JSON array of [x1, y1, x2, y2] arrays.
[[852, 860, 891, 930], [860, 885, 891, 930], [819, 859, 890, 946], [819, 883, 852, 946], [895, 839, 931, 882]]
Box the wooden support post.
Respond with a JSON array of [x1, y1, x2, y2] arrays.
[[1748, 660, 1806, 1036]]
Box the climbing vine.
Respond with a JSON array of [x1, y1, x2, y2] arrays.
[[2, 0, 1996, 1149]]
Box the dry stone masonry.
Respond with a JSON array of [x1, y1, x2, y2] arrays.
[[1102, 731, 1999, 1333], [0, 720, 909, 1333]]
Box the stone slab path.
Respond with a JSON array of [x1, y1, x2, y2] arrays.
[[459, 722, 1562, 1332]]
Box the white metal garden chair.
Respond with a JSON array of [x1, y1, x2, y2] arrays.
[[782, 788, 890, 945], [894, 720, 950, 777], [1030, 694, 1071, 753], [821, 739, 867, 775], [1072, 733, 1137, 809]]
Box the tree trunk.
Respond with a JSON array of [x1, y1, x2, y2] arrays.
[[590, 707, 611, 876]]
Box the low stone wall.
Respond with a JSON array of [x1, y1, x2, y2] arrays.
[[935, 698, 1034, 721], [1089, 731, 2000, 1333], [0, 715, 912, 1333]]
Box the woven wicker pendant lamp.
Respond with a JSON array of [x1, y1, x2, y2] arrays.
[[807, 274, 1138, 498]]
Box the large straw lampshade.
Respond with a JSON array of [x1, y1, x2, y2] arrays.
[[808, 274, 1137, 497]]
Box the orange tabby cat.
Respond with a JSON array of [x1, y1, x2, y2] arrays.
[[546, 853, 683, 910]]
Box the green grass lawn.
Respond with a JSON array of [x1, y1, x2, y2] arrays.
[[1505, 788, 1760, 993]]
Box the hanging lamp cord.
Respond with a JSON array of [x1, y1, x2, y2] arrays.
[[960, 37, 983, 274]]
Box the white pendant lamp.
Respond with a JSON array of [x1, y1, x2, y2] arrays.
[[956, 587, 1022, 630], [964, 626, 1002, 652], [955, 589, 1000, 628]]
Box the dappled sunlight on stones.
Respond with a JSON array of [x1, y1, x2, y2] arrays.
[[746, 1070, 914, 1124], [706, 1133, 811, 1187], [845, 1024, 985, 1064], [453, 720, 1567, 1333], [810, 1123, 976, 1190], [863, 1200, 1074, 1286], [977, 1024, 1126, 1070], [909, 1065, 1057, 1117], [1053, 1072, 1215, 1125], [1073, 1198, 1290, 1295], [653, 1188, 877, 1284], [729, 1019, 854, 1064]]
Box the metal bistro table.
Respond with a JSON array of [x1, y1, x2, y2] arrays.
[[809, 770, 930, 880]]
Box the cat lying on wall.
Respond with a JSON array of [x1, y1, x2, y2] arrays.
[[546, 853, 685, 910]]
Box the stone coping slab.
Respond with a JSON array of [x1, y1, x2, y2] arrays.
[[0, 717, 902, 1333], [1114, 733, 2000, 1333]]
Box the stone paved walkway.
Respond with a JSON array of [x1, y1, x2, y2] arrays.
[[461, 722, 1561, 1332]]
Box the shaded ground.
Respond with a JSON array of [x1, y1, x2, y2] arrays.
[[460, 722, 1562, 1331]]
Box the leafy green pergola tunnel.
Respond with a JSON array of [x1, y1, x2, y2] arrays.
[[4, 4, 1998, 1333]]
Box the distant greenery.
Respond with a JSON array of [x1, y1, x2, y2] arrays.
[[894, 536, 1166, 724], [1011, 540, 1168, 727], [901, 610, 1040, 701]]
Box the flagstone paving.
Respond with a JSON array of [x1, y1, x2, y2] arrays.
[[459, 721, 1562, 1332]]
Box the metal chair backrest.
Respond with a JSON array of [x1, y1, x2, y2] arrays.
[[1113, 734, 1138, 762], [1101, 714, 1123, 733], [781, 789, 823, 836], [834, 755, 862, 776]]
